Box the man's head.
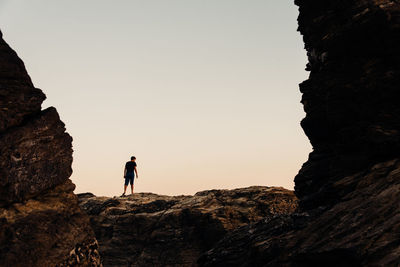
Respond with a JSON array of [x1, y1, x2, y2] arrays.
[[131, 156, 136, 161]]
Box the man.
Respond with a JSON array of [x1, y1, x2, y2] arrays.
[[121, 156, 138, 196]]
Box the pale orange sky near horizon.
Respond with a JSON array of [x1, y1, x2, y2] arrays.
[[0, 0, 312, 196]]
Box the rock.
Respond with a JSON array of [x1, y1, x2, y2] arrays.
[[78, 187, 297, 267], [0, 31, 45, 133], [199, 1, 400, 266], [200, 159, 400, 266], [0, 107, 73, 204], [294, 0, 400, 212], [0, 180, 101, 267], [0, 30, 101, 266], [198, 213, 309, 267]]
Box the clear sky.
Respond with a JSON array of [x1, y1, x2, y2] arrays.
[[0, 0, 311, 196]]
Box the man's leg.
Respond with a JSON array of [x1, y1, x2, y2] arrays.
[[130, 177, 134, 194], [122, 177, 128, 196], [121, 184, 128, 196]]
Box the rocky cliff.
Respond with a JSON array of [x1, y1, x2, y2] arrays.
[[3, 0, 400, 265], [294, 0, 400, 212], [78, 187, 297, 267], [0, 30, 101, 266], [199, 1, 400, 266]]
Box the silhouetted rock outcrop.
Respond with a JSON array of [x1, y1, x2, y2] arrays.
[[78, 187, 297, 267], [294, 0, 400, 212], [0, 30, 101, 266], [199, 1, 400, 266]]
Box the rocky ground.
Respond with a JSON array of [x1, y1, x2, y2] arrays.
[[199, 159, 400, 266], [78, 187, 297, 267]]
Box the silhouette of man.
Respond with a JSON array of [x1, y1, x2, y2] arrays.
[[121, 156, 138, 196]]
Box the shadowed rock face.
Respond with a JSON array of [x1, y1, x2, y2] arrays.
[[78, 187, 297, 267], [0, 30, 101, 266], [200, 159, 400, 266], [199, 1, 400, 266], [0, 32, 45, 133], [0, 107, 73, 204], [295, 0, 400, 212]]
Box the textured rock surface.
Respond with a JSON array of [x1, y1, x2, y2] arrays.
[[78, 187, 297, 267], [295, 0, 400, 212], [200, 159, 400, 266], [199, 1, 400, 266], [198, 213, 309, 267], [0, 30, 101, 266], [0, 32, 45, 134]]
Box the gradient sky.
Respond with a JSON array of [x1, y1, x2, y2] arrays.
[[0, 0, 311, 196]]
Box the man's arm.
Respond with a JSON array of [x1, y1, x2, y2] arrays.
[[124, 166, 127, 178], [134, 166, 138, 178]]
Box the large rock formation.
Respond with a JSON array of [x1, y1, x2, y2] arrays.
[[0, 30, 101, 266], [294, 0, 400, 212], [78, 187, 297, 267], [199, 1, 400, 266]]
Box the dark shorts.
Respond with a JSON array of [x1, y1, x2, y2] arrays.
[[124, 173, 135, 185]]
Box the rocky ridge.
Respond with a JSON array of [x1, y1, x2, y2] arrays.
[[78, 187, 297, 267], [0, 30, 101, 266]]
